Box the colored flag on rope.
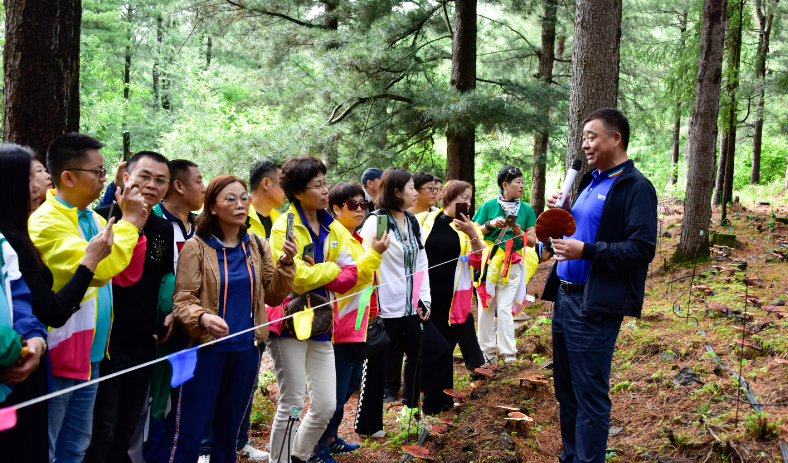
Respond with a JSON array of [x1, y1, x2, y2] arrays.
[[356, 286, 375, 330], [168, 348, 198, 388], [0, 406, 17, 431], [412, 270, 425, 309], [459, 254, 470, 263]]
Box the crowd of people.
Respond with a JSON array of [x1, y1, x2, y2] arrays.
[[0, 107, 657, 463]]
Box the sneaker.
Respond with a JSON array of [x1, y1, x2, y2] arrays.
[[309, 448, 338, 463], [237, 444, 270, 461], [329, 437, 361, 454], [504, 356, 517, 364], [198, 456, 210, 463], [483, 353, 498, 364], [370, 430, 386, 438], [382, 394, 397, 404]]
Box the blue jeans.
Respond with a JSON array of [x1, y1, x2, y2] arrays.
[[200, 343, 265, 455], [316, 343, 363, 451], [48, 362, 101, 463], [552, 289, 623, 463]]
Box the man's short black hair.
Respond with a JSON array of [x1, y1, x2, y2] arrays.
[[582, 108, 630, 150], [280, 156, 327, 205], [46, 133, 106, 187], [497, 165, 523, 192], [433, 176, 443, 184], [249, 160, 282, 192], [166, 160, 198, 198], [412, 171, 435, 190], [127, 151, 171, 178]]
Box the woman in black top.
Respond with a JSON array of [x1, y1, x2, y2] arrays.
[[420, 180, 486, 385], [0, 144, 114, 463]]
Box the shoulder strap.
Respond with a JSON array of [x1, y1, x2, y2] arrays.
[[404, 210, 424, 250], [250, 233, 264, 259]]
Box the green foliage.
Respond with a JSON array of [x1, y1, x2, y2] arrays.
[[743, 412, 780, 440]]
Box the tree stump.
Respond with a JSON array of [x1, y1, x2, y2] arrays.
[[711, 232, 737, 247]]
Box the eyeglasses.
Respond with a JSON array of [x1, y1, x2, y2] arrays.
[[305, 182, 331, 192], [420, 187, 439, 193], [132, 173, 169, 187], [344, 199, 369, 211], [218, 194, 250, 205], [67, 167, 108, 177]]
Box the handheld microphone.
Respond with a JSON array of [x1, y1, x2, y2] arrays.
[[554, 159, 583, 209]]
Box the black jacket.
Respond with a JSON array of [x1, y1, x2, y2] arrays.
[[95, 205, 174, 354], [542, 160, 657, 318]]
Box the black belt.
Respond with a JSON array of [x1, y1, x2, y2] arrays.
[[560, 280, 585, 293]]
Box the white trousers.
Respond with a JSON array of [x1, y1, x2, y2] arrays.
[[477, 264, 521, 358], [268, 337, 337, 462]]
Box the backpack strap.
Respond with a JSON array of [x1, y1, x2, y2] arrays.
[[404, 210, 424, 251]]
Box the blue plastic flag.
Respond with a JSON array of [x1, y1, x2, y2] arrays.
[[459, 254, 470, 263], [168, 348, 198, 388]]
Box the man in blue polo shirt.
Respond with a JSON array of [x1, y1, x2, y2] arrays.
[[542, 108, 657, 463]]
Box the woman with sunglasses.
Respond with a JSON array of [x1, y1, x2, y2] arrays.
[[170, 175, 297, 463], [267, 156, 362, 463], [312, 182, 390, 458]]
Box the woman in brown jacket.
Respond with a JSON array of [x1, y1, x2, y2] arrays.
[[169, 175, 297, 463]]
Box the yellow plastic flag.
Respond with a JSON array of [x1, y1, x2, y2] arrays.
[[292, 310, 315, 340], [356, 287, 375, 330]]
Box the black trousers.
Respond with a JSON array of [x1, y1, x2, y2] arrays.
[[372, 316, 453, 416], [84, 348, 153, 463], [355, 347, 386, 436], [552, 289, 623, 463], [0, 356, 49, 463]]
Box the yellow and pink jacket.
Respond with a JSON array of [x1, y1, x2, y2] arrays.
[[29, 190, 140, 380], [332, 231, 382, 343], [268, 205, 358, 338], [418, 209, 483, 325]]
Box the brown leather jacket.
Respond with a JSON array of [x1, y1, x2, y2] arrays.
[[173, 234, 295, 346]]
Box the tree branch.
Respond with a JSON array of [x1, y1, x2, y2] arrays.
[[224, 0, 328, 29], [477, 14, 539, 53], [326, 94, 414, 125]]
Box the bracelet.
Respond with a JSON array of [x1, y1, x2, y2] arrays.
[[469, 237, 479, 244], [484, 220, 492, 230], [198, 313, 206, 329], [279, 258, 294, 267], [29, 336, 47, 354]]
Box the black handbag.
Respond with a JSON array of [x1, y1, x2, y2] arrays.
[[282, 292, 333, 340], [350, 316, 390, 360]]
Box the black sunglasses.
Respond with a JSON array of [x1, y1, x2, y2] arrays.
[[345, 199, 370, 211]]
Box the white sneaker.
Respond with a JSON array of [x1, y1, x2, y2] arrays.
[[504, 356, 517, 364], [370, 430, 386, 438], [237, 444, 270, 461], [198, 456, 210, 463], [483, 353, 498, 364]]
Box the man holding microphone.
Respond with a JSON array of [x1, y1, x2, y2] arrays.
[[542, 108, 657, 463]]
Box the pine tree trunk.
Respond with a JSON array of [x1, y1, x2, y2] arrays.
[[321, 0, 339, 171], [123, 6, 132, 101], [670, 11, 688, 187], [720, 0, 744, 223], [530, 0, 557, 215], [670, 100, 681, 186], [751, 0, 777, 184], [714, 131, 727, 204], [206, 36, 212, 70], [3, 0, 81, 157], [446, 0, 477, 207], [161, 19, 172, 111], [676, 0, 727, 261], [153, 15, 162, 108], [564, 0, 623, 195]]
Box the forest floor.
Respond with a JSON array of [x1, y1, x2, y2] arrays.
[[242, 199, 788, 462]]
